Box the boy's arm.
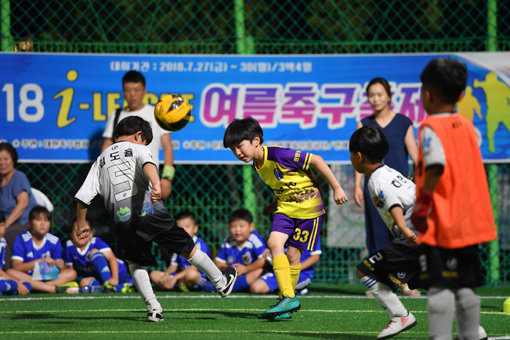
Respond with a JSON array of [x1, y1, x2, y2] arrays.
[[142, 162, 161, 203], [300, 254, 320, 271], [214, 259, 228, 271], [309, 154, 348, 205], [12, 258, 40, 273], [389, 206, 417, 244], [165, 263, 178, 275], [76, 202, 91, 239], [233, 257, 265, 275]]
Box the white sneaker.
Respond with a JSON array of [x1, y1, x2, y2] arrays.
[[146, 308, 164, 322], [377, 311, 417, 339], [455, 325, 487, 340], [217, 266, 237, 297]]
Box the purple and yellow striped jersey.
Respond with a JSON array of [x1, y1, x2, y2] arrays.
[[255, 146, 324, 219]]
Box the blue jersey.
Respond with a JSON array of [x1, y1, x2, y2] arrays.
[[11, 231, 63, 276], [216, 230, 266, 266], [63, 236, 125, 278], [0, 237, 6, 269]]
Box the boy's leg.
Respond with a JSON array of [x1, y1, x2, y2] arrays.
[[183, 247, 236, 297], [268, 231, 294, 298], [128, 262, 163, 322], [454, 288, 480, 340], [89, 250, 112, 283], [287, 246, 303, 292], [428, 287, 455, 340]]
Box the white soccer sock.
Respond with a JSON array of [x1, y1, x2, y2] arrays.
[[455, 288, 480, 339], [128, 263, 161, 311], [428, 287, 455, 340], [360, 276, 407, 317], [188, 249, 225, 288]]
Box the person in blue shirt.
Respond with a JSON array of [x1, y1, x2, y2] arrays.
[[6, 206, 78, 293], [250, 241, 322, 296], [150, 211, 215, 292], [0, 142, 37, 269], [214, 208, 267, 293], [63, 220, 134, 293], [0, 211, 31, 295]]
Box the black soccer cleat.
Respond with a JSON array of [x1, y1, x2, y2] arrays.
[[218, 266, 237, 297]]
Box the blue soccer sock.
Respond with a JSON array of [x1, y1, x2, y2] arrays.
[[90, 252, 112, 283], [0, 279, 18, 294]]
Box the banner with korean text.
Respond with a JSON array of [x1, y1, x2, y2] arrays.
[[1, 52, 509, 163]]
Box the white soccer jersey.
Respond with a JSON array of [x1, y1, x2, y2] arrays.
[[75, 141, 156, 223], [102, 105, 168, 166], [367, 165, 417, 238]]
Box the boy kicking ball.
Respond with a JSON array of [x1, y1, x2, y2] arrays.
[[224, 117, 348, 320], [75, 116, 237, 322]]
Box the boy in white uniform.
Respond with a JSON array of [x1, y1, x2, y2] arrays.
[[75, 116, 236, 322], [349, 125, 419, 339]]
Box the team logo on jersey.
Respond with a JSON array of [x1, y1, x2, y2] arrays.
[[116, 207, 131, 222], [242, 252, 253, 265], [274, 168, 284, 181], [139, 198, 154, 217]]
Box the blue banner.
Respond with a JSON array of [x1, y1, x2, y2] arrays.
[[1, 52, 509, 163]]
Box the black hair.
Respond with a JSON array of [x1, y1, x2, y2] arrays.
[[0, 211, 5, 223], [114, 116, 153, 145], [420, 57, 467, 104], [0, 142, 18, 166], [228, 208, 253, 224], [174, 211, 196, 224], [349, 126, 389, 164], [122, 70, 146, 87], [29, 206, 51, 221], [366, 77, 392, 99], [223, 117, 264, 148]]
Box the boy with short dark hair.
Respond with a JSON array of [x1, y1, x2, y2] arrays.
[[350, 125, 419, 339], [63, 220, 134, 293], [412, 57, 497, 339], [75, 116, 236, 322], [224, 117, 348, 319], [214, 208, 267, 293], [7, 206, 78, 294]]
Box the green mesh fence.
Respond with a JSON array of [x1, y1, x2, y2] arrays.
[[4, 0, 510, 285]]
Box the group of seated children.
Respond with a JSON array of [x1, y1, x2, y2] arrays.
[[0, 206, 134, 296], [150, 208, 321, 296], [0, 205, 320, 297]]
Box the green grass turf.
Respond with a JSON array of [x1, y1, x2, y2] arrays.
[[0, 284, 509, 340]]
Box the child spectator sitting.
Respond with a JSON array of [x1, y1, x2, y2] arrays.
[[150, 211, 216, 292], [250, 240, 322, 296], [63, 220, 134, 293], [0, 211, 31, 295], [214, 208, 267, 293], [7, 206, 78, 293]]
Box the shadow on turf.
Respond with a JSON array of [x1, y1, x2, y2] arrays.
[[11, 313, 142, 323], [255, 331, 374, 339]]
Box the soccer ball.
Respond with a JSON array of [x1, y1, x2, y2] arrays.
[[154, 95, 192, 132]]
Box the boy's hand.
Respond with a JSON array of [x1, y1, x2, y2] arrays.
[[41, 257, 55, 267], [151, 183, 161, 203], [411, 188, 433, 233], [107, 278, 119, 286], [17, 282, 30, 295], [403, 229, 417, 244], [333, 186, 348, 205], [232, 263, 247, 275], [354, 186, 364, 207], [76, 221, 91, 240]]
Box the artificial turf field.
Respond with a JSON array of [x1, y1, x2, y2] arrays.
[[1, 285, 509, 340]]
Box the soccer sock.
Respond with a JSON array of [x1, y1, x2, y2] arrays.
[[128, 263, 161, 311], [89, 279, 101, 287], [455, 288, 480, 340], [188, 249, 225, 288], [0, 279, 18, 294], [290, 264, 301, 291], [427, 287, 455, 340], [360, 276, 407, 317], [90, 252, 112, 283], [273, 254, 294, 298]]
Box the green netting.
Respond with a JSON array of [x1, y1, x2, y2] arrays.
[[4, 0, 510, 285]]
